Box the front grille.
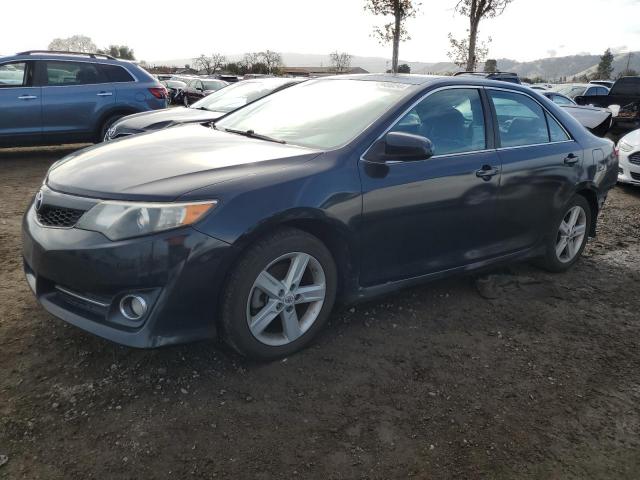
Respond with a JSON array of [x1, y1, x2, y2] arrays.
[[36, 205, 85, 228], [631, 172, 640, 181], [629, 152, 640, 166]]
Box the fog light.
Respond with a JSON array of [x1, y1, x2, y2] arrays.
[[119, 295, 147, 320]]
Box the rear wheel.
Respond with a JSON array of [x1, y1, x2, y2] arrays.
[[537, 195, 591, 272], [221, 228, 337, 360], [98, 113, 124, 142]]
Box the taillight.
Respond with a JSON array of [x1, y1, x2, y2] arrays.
[[149, 87, 167, 99]]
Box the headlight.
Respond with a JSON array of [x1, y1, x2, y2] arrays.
[[618, 141, 633, 152], [76, 200, 217, 240]]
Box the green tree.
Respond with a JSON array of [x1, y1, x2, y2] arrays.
[[397, 63, 411, 73], [365, 0, 420, 73], [99, 45, 135, 60], [484, 59, 497, 72], [595, 48, 614, 80], [448, 0, 514, 71]]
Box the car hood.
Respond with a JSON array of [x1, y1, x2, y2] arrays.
[[115, 107, 224, 132], [47, 124, 321, 201], [561, 104, 612, 130], [620, 128, 640, 146]]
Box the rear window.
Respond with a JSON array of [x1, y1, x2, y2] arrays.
[[100, 64, 135, 83]]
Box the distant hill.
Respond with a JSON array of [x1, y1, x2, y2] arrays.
[[150, 51, 640, 81]]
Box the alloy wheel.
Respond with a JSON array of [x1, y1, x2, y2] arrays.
[[555, 205, 587, 263], [246, 252, 326, 346]]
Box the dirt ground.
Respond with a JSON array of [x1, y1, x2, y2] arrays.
[[1, 145, 640, 480]]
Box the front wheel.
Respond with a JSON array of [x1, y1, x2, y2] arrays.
[[221, 228, 337, 360], [537, 195, 591, 272]]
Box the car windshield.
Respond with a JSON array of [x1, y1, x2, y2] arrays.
[[215, 79, 412, 149], [192, 79, 293, 113], [202, 80, 227, 91]]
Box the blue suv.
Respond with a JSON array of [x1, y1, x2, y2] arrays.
[[0, 50, 167, 147]]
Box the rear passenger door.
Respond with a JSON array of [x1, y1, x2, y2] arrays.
[[37, 60, 115, 140], [0, 61, 42, 145], [488, 88, 581, 253]]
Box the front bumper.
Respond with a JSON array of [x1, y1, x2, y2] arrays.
[[22, 203, 232, 348], [618, 150, 640, 186]]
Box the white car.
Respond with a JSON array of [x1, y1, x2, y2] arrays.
[[618, 129, 640, 186]]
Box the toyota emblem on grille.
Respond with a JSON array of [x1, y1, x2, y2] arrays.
[[35, 190, 44, 211]]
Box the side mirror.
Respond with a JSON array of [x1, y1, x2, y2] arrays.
[[364, 131, 434, 163], [376, 131, 434, 162]]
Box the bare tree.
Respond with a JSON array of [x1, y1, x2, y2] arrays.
[[193, 53, 226, 75], [241, 52, 261, 72], [329, 51, 353, 74], [448, 0, 514, 71], [259, 50, 283, 74], [48, 35, 97, 53], [364, 0, 420, 73]]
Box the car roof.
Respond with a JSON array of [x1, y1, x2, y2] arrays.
[[318, 73, 536, 92], [4, 51, 138, 67]]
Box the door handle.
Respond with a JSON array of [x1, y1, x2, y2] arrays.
[[475, 165, 500, 181], [97, 92, 113, 96], [564, 153, 579, 165], [18, 95, 38, 100]]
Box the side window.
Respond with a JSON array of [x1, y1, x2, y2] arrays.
[[546, 113, 570, 142], [0, 62, 28, 87], [44, 61, 106, 86], [489, 90, 549, 147], [389, 88, 486, 156], [595, 87, 608, 96], [100, 64, 134, 83]]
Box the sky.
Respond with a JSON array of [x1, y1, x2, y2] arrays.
[[1, 0, 639, 63]]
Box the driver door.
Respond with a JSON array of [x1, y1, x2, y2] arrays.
[[358, 87, 504, 286]]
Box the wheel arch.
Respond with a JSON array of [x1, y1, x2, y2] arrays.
[[219, 210, 359, 312], [95, 106, 141, 135], [573, 183, 600, 237]]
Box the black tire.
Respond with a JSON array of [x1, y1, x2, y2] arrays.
[[221, 228, 337, 361], [183, 94, 189, 107], [98, 114, 124, 142], [536, 195, 592, 273]]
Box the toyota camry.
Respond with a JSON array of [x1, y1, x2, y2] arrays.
[[23, 74, 618, 360]]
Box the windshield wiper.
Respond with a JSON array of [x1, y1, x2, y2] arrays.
[[223, 128, 286, 144]]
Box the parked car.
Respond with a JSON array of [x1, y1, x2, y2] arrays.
[[553, 83, 609, 99], [23, 74, 617, 360], [454, 71, 521, 84], [161, 79, 186, 105], [0, 50, 167, 147], [617, 128, 640, 186], [575, 76, 640, 133], [590, 80, 615, 89], [104, 77, 306, 140], [182, 78, 228, 106], [539, 91, 613, 137]]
